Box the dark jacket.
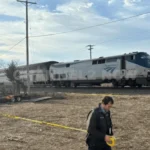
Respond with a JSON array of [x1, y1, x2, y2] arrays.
[[86, 105, 113, 147]]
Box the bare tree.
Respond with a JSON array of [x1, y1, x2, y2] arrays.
[[6, 61, 27, 95], [5, 61, 20, 95]]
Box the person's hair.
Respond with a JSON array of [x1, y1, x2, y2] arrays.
[[102, 96, 114, 105]]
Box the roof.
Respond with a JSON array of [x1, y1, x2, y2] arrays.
[[0, 61, 58, 72], [18, 61, 57, 69], [52, 51, 146, 66]]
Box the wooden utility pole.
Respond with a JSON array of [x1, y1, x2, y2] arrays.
[[87, 45, 94, 59], [17, 0, 36, 94]]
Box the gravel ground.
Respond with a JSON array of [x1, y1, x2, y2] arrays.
[[0, 93, 150, 150]]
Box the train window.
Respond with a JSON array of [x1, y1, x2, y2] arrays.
[[129, 55, 133, 60], [126, 55, 135, 61], [92, 60, 98, 65], [131, 55, 135, 60], [54, 74, 59, 79], [66, 64, 70, 67], [98, 59, 105, 64]]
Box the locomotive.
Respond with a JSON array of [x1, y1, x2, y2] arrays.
[[49, 52, 150, 87]]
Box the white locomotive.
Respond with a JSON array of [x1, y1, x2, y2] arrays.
[[49, 52, 150, 87]]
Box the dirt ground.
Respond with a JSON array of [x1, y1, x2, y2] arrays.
[[0, 93, 150, 150]]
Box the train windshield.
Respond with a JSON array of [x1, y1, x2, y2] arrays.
[[141, 54, 150, 67], [147, 56, 150, 67]]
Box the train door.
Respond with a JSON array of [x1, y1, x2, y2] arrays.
[[121, 56, 126, 70], [33, 75, 36, 83], [120, 56, 126, 78]]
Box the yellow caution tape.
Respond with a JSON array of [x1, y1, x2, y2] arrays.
[[1, 113, 116, 147], [1, 113, 87, 133], [106, 136, 116, 147]]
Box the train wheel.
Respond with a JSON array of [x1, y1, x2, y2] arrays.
[[64, 83, 68, 88], [112, 80, 118, 88], [65, 82, 70, 88], [128, 79, 135, 87], [137, 84, 142, 88], [120, 78, 126, 88], [70, 82, 77, 88], [55, 82, 61, 88]]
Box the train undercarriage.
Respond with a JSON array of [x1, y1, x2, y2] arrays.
[[50, 77, 150, 88]]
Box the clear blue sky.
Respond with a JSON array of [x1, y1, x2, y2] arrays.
[[0, 0, 150, 66]]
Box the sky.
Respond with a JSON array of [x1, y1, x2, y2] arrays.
[[0, 0, 150, 66]]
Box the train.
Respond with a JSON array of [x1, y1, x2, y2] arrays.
[[0, 61, 57, 86], [0, 52, 150, 88]]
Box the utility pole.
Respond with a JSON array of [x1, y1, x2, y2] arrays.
[[86, 45, 94, 59], [17, 0, 36, 94]]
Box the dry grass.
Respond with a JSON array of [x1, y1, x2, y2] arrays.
[[0, 93, 150, 150]]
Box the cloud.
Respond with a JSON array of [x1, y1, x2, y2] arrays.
[[0, 0, 150, 65], [108, 0, 116, 5], [124, 0, 142, 7], [124, 0, 133, 6], [56, 1, 94, 19], [0, 1, 25, 18], [57, 1, 93, 13]]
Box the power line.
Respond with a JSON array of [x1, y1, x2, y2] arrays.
[[29, 11, 150, 38], [8, 37, 25, 51], [4, 11, 150, 49], [5, 11, 150, 53], [5, 36, 115, 52]]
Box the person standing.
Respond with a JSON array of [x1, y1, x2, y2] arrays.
[[86, 96, 114, 150]]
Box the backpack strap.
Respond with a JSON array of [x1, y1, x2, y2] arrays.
[[87, 109, 93, 120], [86, 109, 95, 130]]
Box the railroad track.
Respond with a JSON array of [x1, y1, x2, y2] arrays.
[[31, 86, 150, 95]]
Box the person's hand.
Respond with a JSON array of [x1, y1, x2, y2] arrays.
[[105, 135, 111, 142]]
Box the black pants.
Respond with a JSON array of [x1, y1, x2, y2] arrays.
[[88, 145, 111, 150]]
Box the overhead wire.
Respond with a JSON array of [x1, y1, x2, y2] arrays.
[[8, 37, 26, 51], [5, 11, 150, 51], [29, 11, 150, 38], [0, 1, 26, 50]]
